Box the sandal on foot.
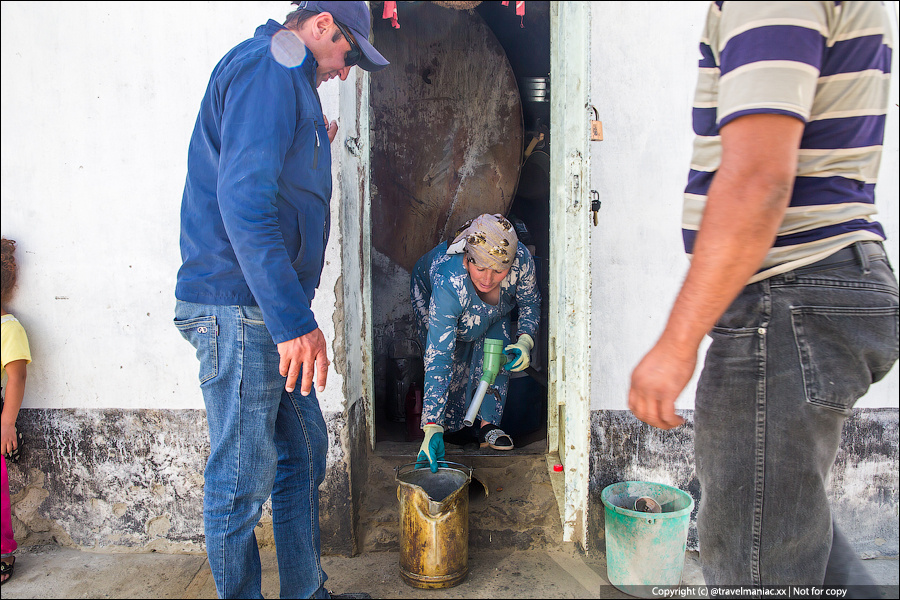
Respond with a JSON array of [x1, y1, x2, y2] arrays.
[[479, 425, 514, 450], [1, 556, 14, 585]]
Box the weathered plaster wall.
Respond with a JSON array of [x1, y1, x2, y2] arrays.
[[588, 409, 899, 557], [7, 408, 360, 555], [7, 410, 206, 552]]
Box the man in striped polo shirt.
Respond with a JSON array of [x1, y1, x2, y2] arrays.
[[630, 1, 898, 590]]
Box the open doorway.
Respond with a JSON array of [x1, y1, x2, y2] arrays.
[[369, 1, 552, 455]]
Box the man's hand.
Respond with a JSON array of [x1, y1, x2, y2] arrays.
[[324, 114, 338, 144], [277, 328, 329, 395], [628, 339, 696, 430]]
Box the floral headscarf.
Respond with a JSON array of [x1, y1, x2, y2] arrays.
[[446, 214, 518, 271]]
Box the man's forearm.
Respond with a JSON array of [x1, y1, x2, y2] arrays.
[[629, 98, 806, 432], [662, 174, 789, 354], [660, 114, 803, 356]]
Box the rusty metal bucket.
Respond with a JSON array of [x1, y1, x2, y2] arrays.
[[395, 461, 475, 589]]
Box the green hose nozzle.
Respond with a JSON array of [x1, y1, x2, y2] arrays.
[[480, 338, 508, 385], [464, 338, 509, 427]]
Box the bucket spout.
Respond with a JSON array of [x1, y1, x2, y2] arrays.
[[397, 462, 472, 513]]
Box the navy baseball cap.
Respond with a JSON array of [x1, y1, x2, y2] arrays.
[[291, 1, 389, 72]]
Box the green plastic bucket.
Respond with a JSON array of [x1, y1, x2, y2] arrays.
[[601, 481, 694, 597]]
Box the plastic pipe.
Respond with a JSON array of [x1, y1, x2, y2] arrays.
[[463, 380, 490, 427]]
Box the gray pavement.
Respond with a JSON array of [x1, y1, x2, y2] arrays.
[[2, 544, 898, 599], [2, 543, 688, 599]]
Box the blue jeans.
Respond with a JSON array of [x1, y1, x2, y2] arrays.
[[175, 301, 329, 599], [694, 243, 898, 590]]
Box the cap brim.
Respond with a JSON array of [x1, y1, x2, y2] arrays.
[[353, 33, 389, 72]]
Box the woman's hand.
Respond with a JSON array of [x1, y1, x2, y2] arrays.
[[416, 424, 445, 473], [505, 334, 534, 372]]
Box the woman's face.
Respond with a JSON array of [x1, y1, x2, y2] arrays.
[[465, 257, 510, 295]]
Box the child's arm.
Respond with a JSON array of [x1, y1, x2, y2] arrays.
[[1, 359, 27, 456]]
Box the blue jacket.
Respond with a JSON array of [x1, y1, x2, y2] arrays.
[[176, 21, 331, 344]]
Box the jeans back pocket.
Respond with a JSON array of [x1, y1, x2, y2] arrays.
[[175, 315, 218, 384], [791, 305, 899, 413]]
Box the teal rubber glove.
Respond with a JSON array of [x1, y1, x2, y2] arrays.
[[416, 424, 445, 473], [504, 334, 534, 372]]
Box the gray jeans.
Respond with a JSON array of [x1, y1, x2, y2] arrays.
[[694, 242, 899, 590]]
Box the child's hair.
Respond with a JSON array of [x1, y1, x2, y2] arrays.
[[1, 237, 18, 307]]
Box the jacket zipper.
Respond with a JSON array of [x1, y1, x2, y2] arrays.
[[313, 121, 320, 169]]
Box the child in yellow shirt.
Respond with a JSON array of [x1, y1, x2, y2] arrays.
[[1, 237, 31, 585]]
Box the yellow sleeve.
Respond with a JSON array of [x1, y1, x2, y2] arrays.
[[1, 318, 32, 369]]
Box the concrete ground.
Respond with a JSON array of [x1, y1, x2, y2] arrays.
[[2, 544, 898, 599]]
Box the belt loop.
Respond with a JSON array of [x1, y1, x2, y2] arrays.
[[853, 241, 871, 274]]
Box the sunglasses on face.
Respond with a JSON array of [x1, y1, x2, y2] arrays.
[[334, 21, 361, 68]]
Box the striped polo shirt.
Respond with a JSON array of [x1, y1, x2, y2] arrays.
[[683, 1, 893, 283]]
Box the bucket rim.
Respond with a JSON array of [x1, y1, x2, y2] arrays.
[[395, 461, 473, 482], [600, 480, 695, 519]]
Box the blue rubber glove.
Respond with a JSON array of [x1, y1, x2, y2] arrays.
[[504, 334, 534, 372], [416, 424, 445, 473]]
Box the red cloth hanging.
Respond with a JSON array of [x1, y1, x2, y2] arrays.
[[383, 2, 523, 31], [383, 1, 400, 29], [501, 0, 525, 27]]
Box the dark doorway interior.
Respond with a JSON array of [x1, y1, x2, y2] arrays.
[[370, 1, 552, 454]]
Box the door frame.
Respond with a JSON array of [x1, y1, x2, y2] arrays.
[[547, 1, 592, 547], [354, 1, 593, 549]]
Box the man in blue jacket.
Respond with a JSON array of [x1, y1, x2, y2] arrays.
[[174, 2, 387, 598]]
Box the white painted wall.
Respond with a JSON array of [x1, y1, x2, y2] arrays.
[[0, 1, 349, 413], [3, 1, 897, 417], [589, 1, 900, 411]]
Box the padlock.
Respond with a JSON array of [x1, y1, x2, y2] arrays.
[[590, 106, 603, 141]]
